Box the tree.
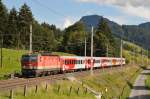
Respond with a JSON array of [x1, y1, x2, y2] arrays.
[[94, 18, 118, 57], [18, 3, 33, 49], [41, 23, 57, 51], [63, 22, 86, 55], [94, 31, 108, 56], [0, 0, 8, 47], [5, 8, 18, 48]]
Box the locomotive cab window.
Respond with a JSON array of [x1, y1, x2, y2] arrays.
[[22, 55, 37, 62]]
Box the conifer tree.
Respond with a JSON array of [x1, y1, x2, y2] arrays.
[[18, 3, 33, 49], [0, 0, 8, 47], [95, 18, 117, 56], [63, 22, 86, 55], [6, 8, 18, 48]]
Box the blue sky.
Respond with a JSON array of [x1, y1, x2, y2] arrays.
[[2, 0, 149, 29]]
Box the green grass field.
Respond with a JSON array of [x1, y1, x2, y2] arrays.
[[0, 65, 143, 99], [0, 80, 95, 99], [145, 74, 150, 90], [0, 46, 149, 99], [0, 49, 75, 80], [81, 65, 142, 99], [0, 48, 27, 79]]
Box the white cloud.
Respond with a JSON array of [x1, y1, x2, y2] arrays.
[[77, 0, 150, 20], [106, 16, 127, 25], [63, 18, 74, 28], [122, 4, 150, 20], [77, 0, 150, 7]]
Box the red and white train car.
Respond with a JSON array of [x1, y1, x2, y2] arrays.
[[21, 53, 125, 77]]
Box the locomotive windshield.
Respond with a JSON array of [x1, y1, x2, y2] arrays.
[[22, 55, 37, 62]]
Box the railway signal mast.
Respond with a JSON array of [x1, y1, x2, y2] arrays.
[[0, 33, 3, 68], [120, 35, 123, 68], [29, 24, 32, 53], [147, 49, 149, 65], [141, 48, 144, 66], [85, 34, 86, 57], [90, 26, 94, 76]]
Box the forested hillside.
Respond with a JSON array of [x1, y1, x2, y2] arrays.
[[80, 15, 150, 50], [0, 1, 120, 57]]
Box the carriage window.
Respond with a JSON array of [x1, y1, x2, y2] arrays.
[[78, 60, 80, 64], [65, 60, 69, 65], [77, 60, 79, 64], [65, 60, 67, 64], [72, 60, 74, 64], [95, 60, 98, 63], [88, 60, 90, 63], [70, 60, 72, 64], [83, 60, 85, 63], [77, 60, 78, 64], [69, 60, 70, 64]]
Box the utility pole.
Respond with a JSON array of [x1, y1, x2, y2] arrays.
[[85, 36, 86, 57], [132, 49, 135, 65], [106, 44, 108, 57], [0, 33, 3, 68], [141, 48, 144, 66], [120, 38, 123, 68], [134, 44, 137, 64], [17, 32, 20, 50], [132, 41, 135, 65], [29, 24, 32, 53], [120, 31, 124, 68], [147, 49, 149, 65], [90, 26, 94, 76]]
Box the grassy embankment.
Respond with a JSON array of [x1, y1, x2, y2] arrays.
[[145, 75, 150, 90], [0, 80, 95, 99], [0, 48, 26, 79], [80, 40, 150, 98], [0, 48, 75, 79], [0, 63, 145, 99], [0, 40, 149, 99]]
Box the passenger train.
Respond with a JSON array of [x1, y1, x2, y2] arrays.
[[21, 53, 125, 77]]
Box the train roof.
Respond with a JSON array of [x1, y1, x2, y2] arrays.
[[60, 56, 125, 59], [22, 53, 59, 56], [22, 53, 125, 59]]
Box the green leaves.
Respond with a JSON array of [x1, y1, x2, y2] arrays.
[[0, 0, 8, 33], [63, 22, 86, 55], [4, 8, 18, 48], [0, 1, 120, 56], [94, 18, 118, 57], [18, 3, 33, 49]]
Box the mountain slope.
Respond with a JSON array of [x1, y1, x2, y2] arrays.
[[79, 15, 150, 49]]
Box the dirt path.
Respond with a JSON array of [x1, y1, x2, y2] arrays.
[[129, 67, 150, 99]]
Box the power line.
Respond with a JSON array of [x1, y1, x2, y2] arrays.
[[32, 0, 66, 18]]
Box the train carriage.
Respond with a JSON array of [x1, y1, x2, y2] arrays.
[[60, 56, 86, 71]]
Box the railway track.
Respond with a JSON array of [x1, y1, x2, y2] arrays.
[[0, 65, 126, 92], [0, 74, 65, 91]]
